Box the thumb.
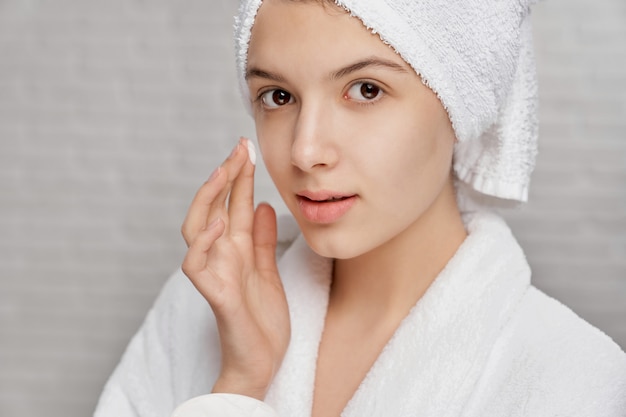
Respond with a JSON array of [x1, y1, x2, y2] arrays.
[[252, 203, 279, 278]]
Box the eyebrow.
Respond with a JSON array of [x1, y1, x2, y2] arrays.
[[330, 57, 408, 80], [245, 57, 408, 82], [245, 68, 286, 83]]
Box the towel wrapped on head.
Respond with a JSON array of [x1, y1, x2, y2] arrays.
[[235, 0, 539, 205]]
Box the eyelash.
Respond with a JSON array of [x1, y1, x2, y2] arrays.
[[255, 81, 385, 109], [345, 81, 385, 106]]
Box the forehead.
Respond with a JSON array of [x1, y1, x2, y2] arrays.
[[247, 0, 407, 74]]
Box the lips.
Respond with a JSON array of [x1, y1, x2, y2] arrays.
[[296, 191, 357, 224]]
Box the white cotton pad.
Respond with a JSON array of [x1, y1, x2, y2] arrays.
[[246, 138, 257, 165]]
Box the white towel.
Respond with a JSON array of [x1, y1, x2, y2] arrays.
[[234, 0, 538, 203]]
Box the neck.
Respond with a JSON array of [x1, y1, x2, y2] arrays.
[[330, 179, 467, 325]]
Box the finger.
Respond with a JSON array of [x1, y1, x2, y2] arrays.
[[181, 218, 226, 279], [229, 138, 256, 238], [181, 141, 247, 245], [252, 203, 279, 279], [213, 140, 248, 232], [181, 167, 228, 246]]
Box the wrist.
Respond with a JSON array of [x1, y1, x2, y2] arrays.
[[211, 371, 272, 401]]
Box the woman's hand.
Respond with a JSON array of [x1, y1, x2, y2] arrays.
[[181, 138, 290, 400]]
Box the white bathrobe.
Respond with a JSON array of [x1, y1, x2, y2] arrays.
[[93, 211, 626, 417]]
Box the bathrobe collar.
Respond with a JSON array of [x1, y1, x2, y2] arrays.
[[265, 211, 531, 417]]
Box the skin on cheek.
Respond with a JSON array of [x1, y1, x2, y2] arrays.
[[244, 0, 462, 261], [255, 131, 294, 211], [377, 131, 454, 222]]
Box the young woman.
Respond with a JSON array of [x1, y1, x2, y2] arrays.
[[94, 1, 626, 416]]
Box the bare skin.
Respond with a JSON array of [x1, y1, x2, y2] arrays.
[[313, 178, 465, 416], [181, 138, 290, 400], [181, 141, 464, 415], [181, 144, 465, 416], [181, 0, 467, 415]]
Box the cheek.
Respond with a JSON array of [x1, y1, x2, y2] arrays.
[[360, 110, 454, 210], [255, 116, 293, 190], [395, 101, 454, 175]]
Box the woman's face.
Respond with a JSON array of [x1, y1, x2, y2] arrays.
[[247, 0, 457, 259]]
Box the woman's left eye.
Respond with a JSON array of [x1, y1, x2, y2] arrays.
[[345, 82, 383, 102]]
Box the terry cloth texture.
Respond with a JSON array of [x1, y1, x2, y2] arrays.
[[234, 0, 539, 203], [93, 212, 626, 417], [171, 394, 277, 417]]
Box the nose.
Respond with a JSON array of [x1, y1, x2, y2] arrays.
[[290, 100, 339, 172]]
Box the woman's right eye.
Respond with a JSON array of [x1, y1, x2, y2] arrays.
[[260, 89, 294, 108]]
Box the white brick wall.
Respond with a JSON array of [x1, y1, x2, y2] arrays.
[[0, 1, 624, 416], [504, 0, 626, 351]]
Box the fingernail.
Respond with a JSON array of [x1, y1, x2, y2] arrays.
[[208, 167, 220, 182], [246, 139, 257, 166]]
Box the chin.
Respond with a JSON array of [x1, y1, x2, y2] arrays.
[[298, 225, 376, 260], [306, 240, 360, 260]]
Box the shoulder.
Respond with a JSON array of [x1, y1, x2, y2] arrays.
[[463, 286, 626, 417], [512, 287, 625, 383], [95, 214, 302, 416]]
